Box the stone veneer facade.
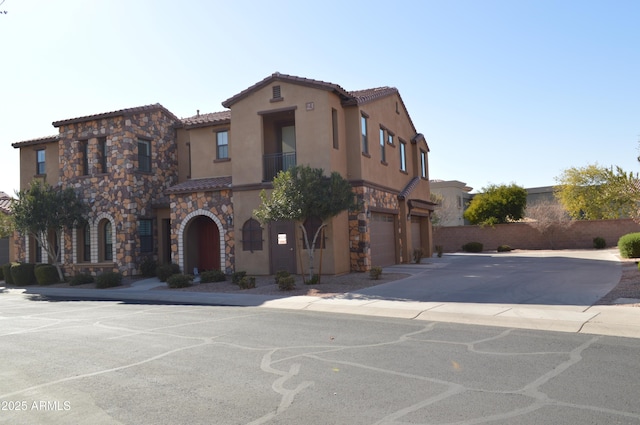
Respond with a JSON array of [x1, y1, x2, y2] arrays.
[[169, 190, 234, 274], [349, 184, 402, 272], [19, 107, 180, 277]]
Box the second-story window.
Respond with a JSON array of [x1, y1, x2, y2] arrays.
[[98, 137, 107, 173], [137, 139, 151, 172], [421, 150, 427, 178], [332, 108, 339, 149], [361, 114, 369, 154], [399, 140, 407, 172], [379, 128, 386, 163], [36, 149, 46, 175], [80, 141, 89, 176], [216, 131, 229, 159]]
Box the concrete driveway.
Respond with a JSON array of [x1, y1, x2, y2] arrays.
[[353, 249, 621, 306]]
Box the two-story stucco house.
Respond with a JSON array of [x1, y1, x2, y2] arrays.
[[12, 73, 434, 277]]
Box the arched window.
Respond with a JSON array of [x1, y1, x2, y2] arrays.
[[98, 219, 113, 262], [242, 218, 263, 252], [104, 221, 113, 261], [303, 217, 325, 249]]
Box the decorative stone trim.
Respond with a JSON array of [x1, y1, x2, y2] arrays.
[[177, 208, 226, 274]]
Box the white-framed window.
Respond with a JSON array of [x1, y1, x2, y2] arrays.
[[420, 150, 427, 178], [379, 128, 386, 163], [361, 114, 369, 154], [36, 149, 46, 175], [137, 139, 151, 172], [216, 131, 229, 159], [399, 140, 407, 172]]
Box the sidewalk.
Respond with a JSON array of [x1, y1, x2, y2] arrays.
[[4, 275, 640, 339]]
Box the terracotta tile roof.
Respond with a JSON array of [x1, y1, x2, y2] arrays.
[[222, 72, 353, 108], [398, 177, 421, 200], [11, 135, 60, 149], [345, 87, 399, 105], [0, 192, 12, 215], [165, 176, 232, 194], [180, 110, 231, 129], [52, 103, 180, 127]]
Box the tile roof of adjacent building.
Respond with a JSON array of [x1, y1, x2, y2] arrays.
[[51, 103, 180, 127], [165, 176, 232, 194], [11, 135, 60, 149], [222, 72, 353, 108], [0, 191, 12, 214], [179, 110, 231, 129]]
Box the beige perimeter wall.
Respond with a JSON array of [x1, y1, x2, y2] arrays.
[[434, 219, 640, 252]]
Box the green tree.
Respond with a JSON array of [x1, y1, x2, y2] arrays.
[[463, 183, 527, 225], [12, 181, 87, 280], [254, 165, 357, 281], [554, 164, 640, 220], [0, 212, 13, 238]]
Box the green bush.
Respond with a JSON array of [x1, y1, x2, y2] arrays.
[[96, 271, 123, 289], [34, 264, 59, 285], [462, 242, 483, 253], [593, 237, 606, 250], [435, 245, 444, 258], [274, 270, 290, 284], [275, 271, 295, 290], [305, 274, 320, 285], [167, 274, 193, 288], [70, 273, 94, 286], [618, 233, 640, 258], [413, 248, 424, 264], [370, 266, 383, 280], [497, 245, 513, 252], [201, 269, 226, 283], [157, 263, 180, 282], [238, 276, 256, 289], [3, 263, 16, 285], [232, 271, 247, 285], [140, 257, 158, 277], [11, 263, 36, 286], [0, 266, 4, 281]]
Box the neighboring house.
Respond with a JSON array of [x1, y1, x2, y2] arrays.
[[430, 180, 473, 226], [12, 72, 434, 276], [525, 186, 556, 206], [0, 191, 13, 264]]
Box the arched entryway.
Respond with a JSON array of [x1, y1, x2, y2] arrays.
[[180, 210, 224, 274]]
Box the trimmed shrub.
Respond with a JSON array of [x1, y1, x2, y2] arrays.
[[3, 263, 16, 285], [238, 276, 256, 289], [0, 266, 4, 281], [11, 263, 36, 286], [140, 257, 158, 277], [497, 245, 513, 252], [232, 271, 247, 285], [157, 263, 180, 282], [435, 245, 444, 258], [70, 273, 94, 286], [370, 266, 383, 280], [593, 237, 606, 250], [275, 270, 295, 291], [96, 271, 123, 289], [35, 264, 59, 285], [462, 242, 483, 253], [618, 233, 640, 258], [274, 270, 290, 285], [167, 274, 193, 288], [305, 274, 320, 285], [201, 269, 226, 283], [413, 248, 424, 264]]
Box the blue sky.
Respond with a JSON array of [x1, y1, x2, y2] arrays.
[[1, 0, 639, 195]]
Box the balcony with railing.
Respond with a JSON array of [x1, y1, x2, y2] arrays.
[[263, 152, 296, 181]]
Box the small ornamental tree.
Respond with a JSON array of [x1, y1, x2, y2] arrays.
[[525, 199, 573, 248], [463, 184, 527, 225], [554, 164, 640, 220], [12, 181, 87, 281], [254, 165, 357, 281], [0, 211, 14, 238]]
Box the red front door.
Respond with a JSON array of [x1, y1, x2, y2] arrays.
[[197, 217, 220, 271]]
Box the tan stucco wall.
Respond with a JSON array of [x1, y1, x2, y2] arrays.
[[187, 126, 232, 179], [18, 141, 59, 189]]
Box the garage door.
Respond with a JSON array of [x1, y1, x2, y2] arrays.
[[370, 213, 395, 266]]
